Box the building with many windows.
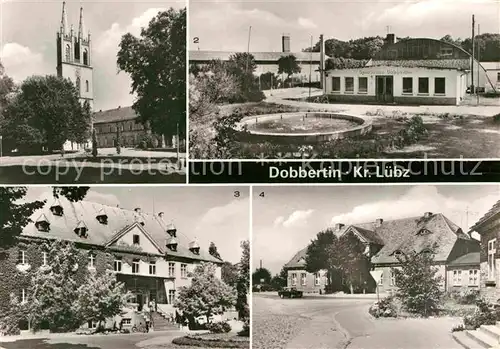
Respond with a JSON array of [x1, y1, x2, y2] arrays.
[[325, 34, 493, 105], [1, 196, 223, 333], [283, 212, 480, 294]]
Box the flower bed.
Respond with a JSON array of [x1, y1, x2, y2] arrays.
[[172, 333, 249, 348]]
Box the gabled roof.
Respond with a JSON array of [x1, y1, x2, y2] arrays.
[[448, 252, 480, 267], [22, 197, 222, 264], [284, 213, 468, 268], [93, 106, 137, 124], [470, 200, 500, 233], [189, 50, 326, 63], [284, 247, 308, 269]]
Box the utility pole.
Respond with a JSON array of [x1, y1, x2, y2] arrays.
[[309, 35, 313, 99], [477, 24, 481, 105], [246, 26, 252, 73], [471, 15, 475, 95]]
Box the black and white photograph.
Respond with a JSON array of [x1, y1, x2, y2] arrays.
[[0, 1, 186, 183], [189, 0, 500, 160], [252, 184, 500, 349], [0, 186, 250, 349]]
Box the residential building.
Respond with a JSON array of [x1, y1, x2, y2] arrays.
[[469, 200, 500, 302], [1, 196, 223, 333], [283, 212, 480, 294], [325, 34, 493, 105]]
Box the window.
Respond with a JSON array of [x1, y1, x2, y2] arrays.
[[168, 262, 175, 277], [390, 269, 396, 286], [418, 77, 429, 94], [149, 261, 156, 275], [301, 273, 307, 286], [65, 44, 71, 62], [17, 250, 26, 265], [291, 273, 297, 286], [88, 320, 97, 329], [19, 289, 27, 303], [88, 254, 96, 269], [85, 80, 89, 93], [440, 47, 453, 57], [453, 270, 462, 286], [114, 257, 122, 272], [497, 72, 500, 82], [332, 77, 341, 92], [168, 290, 175, 304], [181, 264, 187, 278], [83, 50, 89, 65], [402, 77, 413, 94], [358, 77, 368, 93], [378, 272, 383, 286], [469, 269, 479, 286], [133, 234, 140, 245], [122, 318, 131, 325], [132, 259, 140, 274], [434, 77, 446, 95], [42, 252, 48, 266], [488, 239, 496, 281], [314, 272, 321, 286], [345, 77, 354, 92]]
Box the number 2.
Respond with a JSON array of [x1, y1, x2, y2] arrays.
[[193, 37, 199, 44]]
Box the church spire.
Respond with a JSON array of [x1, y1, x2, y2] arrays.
[[78, 6, 86, 38], [60, 1, 68, 35]]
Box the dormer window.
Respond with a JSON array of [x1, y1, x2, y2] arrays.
[[50, 200, 63, 216], [417, 228, 432, 235], [166, 237, 178, 252], [74, 221, 88, 238], [189, 240, 200, 255], [96, 209, 108, 225], [421, 249, 433, 258], [35, 214, 50, 232], [394, 250, 403, 259], [166, 223, 177, 238]]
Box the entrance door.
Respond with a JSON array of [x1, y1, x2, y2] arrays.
[[376, 76, 394, 103]]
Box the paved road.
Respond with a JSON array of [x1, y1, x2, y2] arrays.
[[253, 293, 463, 349]]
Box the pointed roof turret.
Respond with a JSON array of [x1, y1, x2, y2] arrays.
[[78, 6, 86, 38], [60, 1, 68, 35]]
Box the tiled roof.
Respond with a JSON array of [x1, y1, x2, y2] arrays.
[[284, 247, 308, 269], [448, 252, 480, 267], [189, 50, 325, 63], [22, 197, 222, 264], [366, 59, 470, 70], [284, 213, 468, 268], [470, 200, 500, 233], [93, 106, 137, 124]]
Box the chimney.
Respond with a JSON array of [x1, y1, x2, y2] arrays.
[[335, 223, 345, 230], [282, 34, 290, 53], [385, 33, 395, 45], [424, 212, 433, 218], [320, 34, 325, 92], [375, 218, 384, 227], [158, 212, 164, 219]]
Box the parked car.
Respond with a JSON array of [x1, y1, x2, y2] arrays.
[[278, 287, 303, 299]]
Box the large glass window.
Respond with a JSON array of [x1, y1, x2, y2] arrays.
[[434, 77, 446, 94], [345, 77, 354, 92], [402, 77, 413, 94], [332, 77, 341, 92], [418, 77, 429, 94], [358, 77, 368, 93]]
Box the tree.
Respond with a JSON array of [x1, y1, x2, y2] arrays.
[[116, 126, 121, 154], [226, 53, 264, 103], [221, 261, 239, 287], [337, 232, 373, 294], [175, 263, 236, 326], [117, 8, 186, 144], [92, 128, 98, 157], [0, 61, 15, 120], [252, 267, 272, 285], [236, 240, 249, 320], [28, 240, 83, 332], [393, 250, 444, 316], [277, 55, 301, 87], [270, 267, 288, 290], [2, 75, 91, 152], [77, 270, 131, 328], [208, 242, 222, 260], [305, 229, 342, 290]]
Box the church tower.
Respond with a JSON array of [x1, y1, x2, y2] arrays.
[[56, 2, 94, 111]]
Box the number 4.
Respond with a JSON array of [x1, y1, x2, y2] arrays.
[[259, 192, 265, 198]]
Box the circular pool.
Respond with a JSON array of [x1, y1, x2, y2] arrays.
[[239, 112, 372, 144]]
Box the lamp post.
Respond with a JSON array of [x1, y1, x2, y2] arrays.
[[176, 122, 180, 169]]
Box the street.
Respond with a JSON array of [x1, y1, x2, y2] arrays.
[[252, 293, 463, 349]]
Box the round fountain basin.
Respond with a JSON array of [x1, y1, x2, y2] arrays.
[[239, 112, 372, 144]]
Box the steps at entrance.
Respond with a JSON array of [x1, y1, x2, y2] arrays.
[[150, 312, 179, 331], [453, 324, 500, 349]]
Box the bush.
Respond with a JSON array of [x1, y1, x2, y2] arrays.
[[449, 289, 480, 305], [463, 299, 500, 330], [207, 321, 232, 334], [451, 324, 465, 332], [172, 335, 248, 348], [368, 296, 398, 318]]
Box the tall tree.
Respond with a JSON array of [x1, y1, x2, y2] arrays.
[[117, 8, 186, 144], [236, 240, 250, 320], [208, 242, 222, 260], [270, 267, 289, 290], [1, 75, 91, 152], [175, 263, 236, 325], [277, 55, 301, 86], [221, 261, 239, 287], [252, 267, 272, 285], [226, 53, 264, 103], [0, 61, 15, 120]]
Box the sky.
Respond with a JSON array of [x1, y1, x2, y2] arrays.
[[22, 186, 249, 264], [1, 0, 185, 111], [252, 184, 500, 275], [189, 0, 500, 52]]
